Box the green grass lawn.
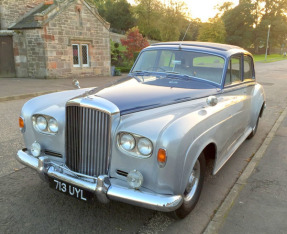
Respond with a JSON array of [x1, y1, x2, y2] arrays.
[[253, 54, 287, 63]]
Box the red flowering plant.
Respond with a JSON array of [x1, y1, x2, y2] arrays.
[[121, 27, 149, 61]]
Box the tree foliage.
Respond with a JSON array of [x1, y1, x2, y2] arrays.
[[133, 0, 188, 41], [198, 18, 226, 43], [133, 0, 162, 40], [120, 27, 149, 60], [221, 1, 254, 48], [94, 0, 136, 32], [220, 0, 287, 51]]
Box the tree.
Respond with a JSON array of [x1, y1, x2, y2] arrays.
[[120, 27, 149, 60], [158, 0, 188, 41], [94, 0, 136, 32], [198, 17, 226, 43], [219, 0, 287, 52], [133, 0, 162, 40], [221, 1, 255, 48], [180, 19, 202, 41]]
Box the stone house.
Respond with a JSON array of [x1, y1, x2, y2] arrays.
[[0, 0, 111, 78]]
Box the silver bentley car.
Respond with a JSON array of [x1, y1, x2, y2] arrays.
[[17, 42, 265, 218]]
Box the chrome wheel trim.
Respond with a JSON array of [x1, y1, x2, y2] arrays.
[[183, 160, 200, 203]]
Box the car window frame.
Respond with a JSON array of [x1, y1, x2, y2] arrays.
[[243, 54, 255, 82]]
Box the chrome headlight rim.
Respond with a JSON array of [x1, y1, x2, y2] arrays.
[[32, 114, 59, 135], [137, 137, 153, 156], [48, 118, 59, 133], [36, 116, 47, 131], [119, 133, 136, 151], [117, 132, 153, 158]]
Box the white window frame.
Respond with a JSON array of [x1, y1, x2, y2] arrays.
[[81, 44, 89, 67], [72, 44, 80, 67]]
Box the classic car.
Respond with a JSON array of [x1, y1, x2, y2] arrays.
[[17, 42, 265, 218]]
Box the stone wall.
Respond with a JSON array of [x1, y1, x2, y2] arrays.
[[44, 0, 110, 78], [13, 32, 28, 77], [25, 29, 47, 78], [0, 0, 43, 29]]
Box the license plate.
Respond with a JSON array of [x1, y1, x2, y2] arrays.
[[49, 178, 93, 202]]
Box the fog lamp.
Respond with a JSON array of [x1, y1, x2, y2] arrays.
[[31, 142, 41, 157], [127, 170, 143, 189]]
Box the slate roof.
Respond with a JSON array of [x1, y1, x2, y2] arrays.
[[9, 4, 52, 30]]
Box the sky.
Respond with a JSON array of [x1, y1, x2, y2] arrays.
[[128, 0, 239, 22], [183, 0, 239, 22]]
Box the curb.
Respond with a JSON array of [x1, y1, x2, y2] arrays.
[[0, 90, 60, 102], [203, 106, 287, 234]]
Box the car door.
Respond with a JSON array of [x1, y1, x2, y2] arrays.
[[217, 54, 248, 162], [242, 55, 256, 130]]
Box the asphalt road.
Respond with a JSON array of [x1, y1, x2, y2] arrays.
[[0, 60, 286, 234]]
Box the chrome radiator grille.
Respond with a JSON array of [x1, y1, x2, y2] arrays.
[[66, 106, 111, 176]]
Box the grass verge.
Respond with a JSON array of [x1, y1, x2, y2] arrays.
[[253, 54, 287, 63]]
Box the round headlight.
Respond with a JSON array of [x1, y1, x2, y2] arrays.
[[36, 116, 47, 131], [137, 138, 153, 156], [120, 133, 135, 151], [48, 118, 58, 133], [127, 170, 143, 189], [31, 142, 41, 157]]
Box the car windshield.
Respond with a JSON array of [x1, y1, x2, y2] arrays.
[[131, 49, 225, 85]]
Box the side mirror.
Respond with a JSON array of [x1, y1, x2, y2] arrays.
[[206, 96, 218, 106], [73, 79, 81, 89]]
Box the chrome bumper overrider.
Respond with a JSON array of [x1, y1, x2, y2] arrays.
[[16, 149, 183, 212]]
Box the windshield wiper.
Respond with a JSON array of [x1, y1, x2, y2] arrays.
[[165, 71, 180, 74], [130, 71, 151, 82], [166, 73, 193, 80]]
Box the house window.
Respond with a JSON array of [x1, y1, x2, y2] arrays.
[[72, 44, 89, 67], [73, 44, 80, 67], [82, 44, 89, 67]]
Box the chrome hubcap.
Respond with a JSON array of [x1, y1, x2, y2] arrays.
[[183, 160, 200, 202]]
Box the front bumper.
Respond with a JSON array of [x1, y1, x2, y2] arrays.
[[17, 149, 183, 212]]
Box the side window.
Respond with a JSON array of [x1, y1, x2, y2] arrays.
[[225, 55, 242, 86], [244, 55, 254, 80]]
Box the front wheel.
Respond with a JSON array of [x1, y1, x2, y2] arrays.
[[172, 153, 206, 219]]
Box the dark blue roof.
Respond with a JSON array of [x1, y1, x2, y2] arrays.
[[149, 41, 249, 57]]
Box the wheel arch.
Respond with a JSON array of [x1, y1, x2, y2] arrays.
[[179, 141, 217, 194]]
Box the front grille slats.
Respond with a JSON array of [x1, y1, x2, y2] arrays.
[[66, 106, 111, 177]]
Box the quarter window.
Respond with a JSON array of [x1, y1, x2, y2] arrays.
[[225, 55, 242, 86], [244, 55, 254, 80], [72, 44, 89, 67]]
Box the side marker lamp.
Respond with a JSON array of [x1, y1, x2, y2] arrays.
[[19, 117, 25, 132], [157, 148, 167, 167]]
